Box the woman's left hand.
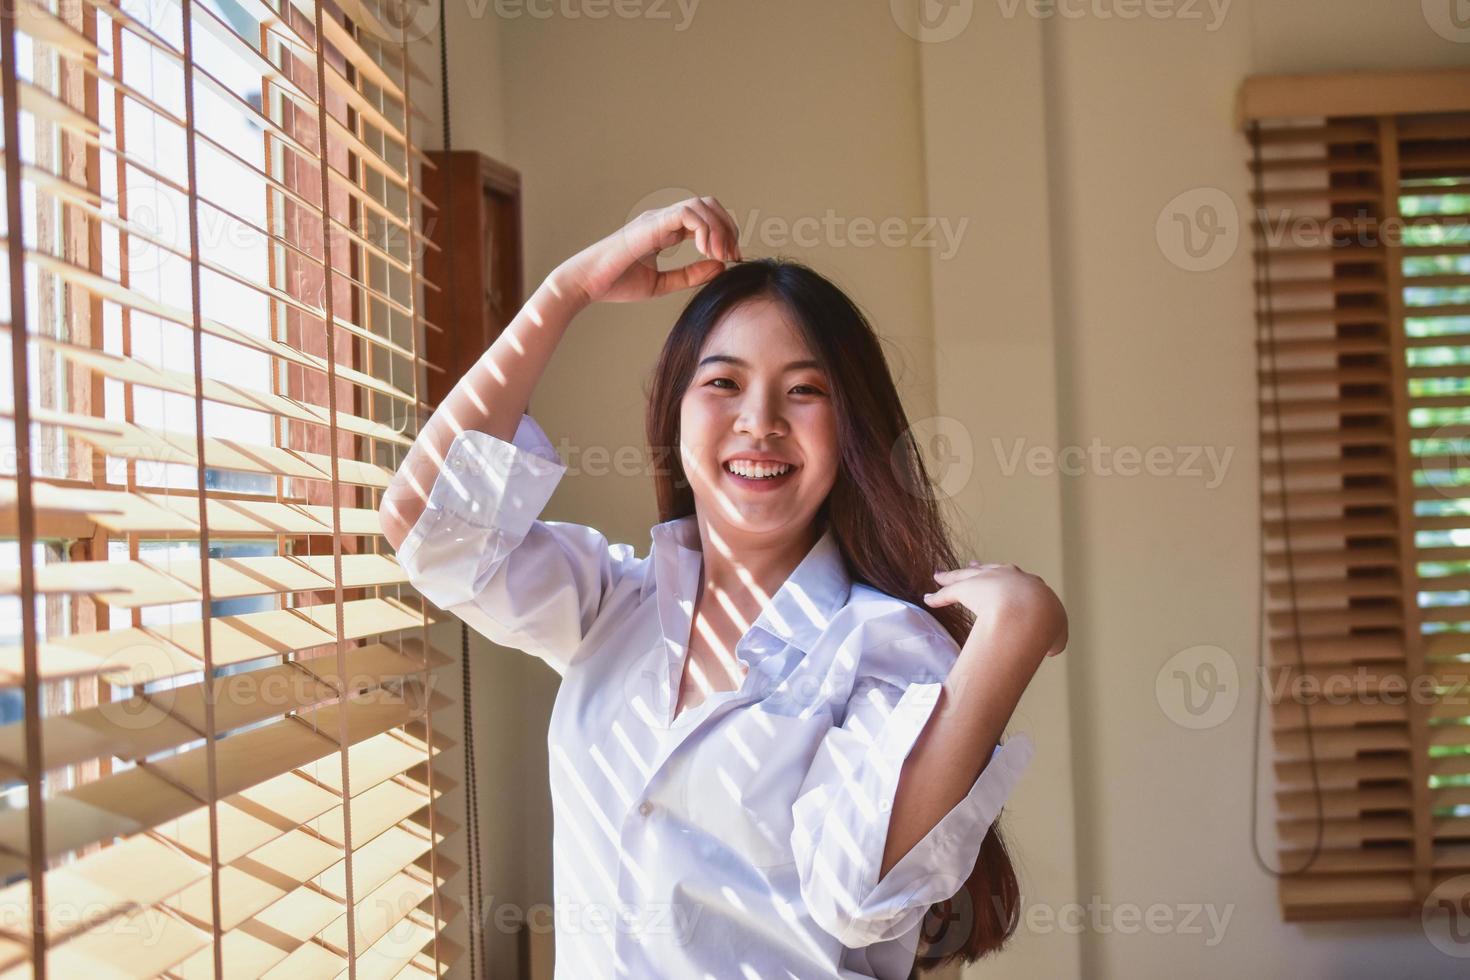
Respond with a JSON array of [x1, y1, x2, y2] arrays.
[[924, 561, 1069, 662]]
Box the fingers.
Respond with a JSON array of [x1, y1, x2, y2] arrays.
[[931, 568, 981, 587], [931, 560, 1001, 584], [926, 562, 993, 604], [921, 583, 954, 607], [653, 258, 725, 297], [657, 204, 710, 258], [653, 196, 741, 263], [701, 196, 743, 260], [682, 197, 740, 261], [935, 560, 1037, 580], [929, 560, 1070, 659]]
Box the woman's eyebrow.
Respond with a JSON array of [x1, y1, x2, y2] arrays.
[[697, 354, 822, 372]]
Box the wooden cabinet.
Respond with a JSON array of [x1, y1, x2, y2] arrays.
[[420, 152, 522, 407]]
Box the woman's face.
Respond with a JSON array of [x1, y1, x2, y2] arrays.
[[679, 297, 840, 539]]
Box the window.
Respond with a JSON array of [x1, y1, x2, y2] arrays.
[[1246, 66, 1470, 921], [0, 0, 457, 973]]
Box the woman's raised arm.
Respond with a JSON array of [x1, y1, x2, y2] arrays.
[[378, 194, 743, 550], [378, 272, 585, 551]]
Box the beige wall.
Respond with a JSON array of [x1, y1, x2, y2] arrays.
[[417, 1, 1470, 976]]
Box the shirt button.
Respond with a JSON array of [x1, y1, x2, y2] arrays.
[[638, 800, 653, 816]]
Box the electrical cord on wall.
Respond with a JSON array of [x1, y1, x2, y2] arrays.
[[435, 0, 491, 972], [1250, 118, 1326, 877]]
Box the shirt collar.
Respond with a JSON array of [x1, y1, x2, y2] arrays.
[[646, 513, 851, 655]]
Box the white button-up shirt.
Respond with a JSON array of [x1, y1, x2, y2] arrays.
[[394, 413, 1034, 979]]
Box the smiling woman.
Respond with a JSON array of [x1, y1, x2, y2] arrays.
[[679, 298, 838, 519], [384, 197, 1063, 979]]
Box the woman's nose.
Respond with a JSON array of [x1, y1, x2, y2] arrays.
[[735, 391, 785, 438]]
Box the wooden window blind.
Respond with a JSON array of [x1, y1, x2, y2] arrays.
[[1244, 66, 1470, 922], [0, 0, 460, 975]]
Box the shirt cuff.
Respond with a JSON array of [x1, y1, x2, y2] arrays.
[[793, 672, 1036, 950], [394, 413, 568, 609], [425, 413, 568, 535], [862, 729, 1035, 917], [849, 683, 1034, 946]]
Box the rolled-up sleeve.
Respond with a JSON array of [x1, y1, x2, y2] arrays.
[[790, 621, 1036, 949], [392, 412, 642, 676]]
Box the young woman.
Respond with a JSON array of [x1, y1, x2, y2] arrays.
[[380, 196, 1068, 979]]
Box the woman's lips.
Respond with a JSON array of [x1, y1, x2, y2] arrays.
[[723, 463, 797, 492]]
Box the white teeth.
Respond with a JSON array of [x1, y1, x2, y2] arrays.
[[725, 460, 793, 479]]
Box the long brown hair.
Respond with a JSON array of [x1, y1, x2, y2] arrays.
[[642, 257, 1023, 970]]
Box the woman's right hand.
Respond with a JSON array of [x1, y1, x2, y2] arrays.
[[552, 195, 743, 307]]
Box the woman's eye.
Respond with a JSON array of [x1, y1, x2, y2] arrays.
[[705, 378, 825, 395]]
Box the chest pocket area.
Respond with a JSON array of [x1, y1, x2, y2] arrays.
[[678, 705, 831, 872]]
